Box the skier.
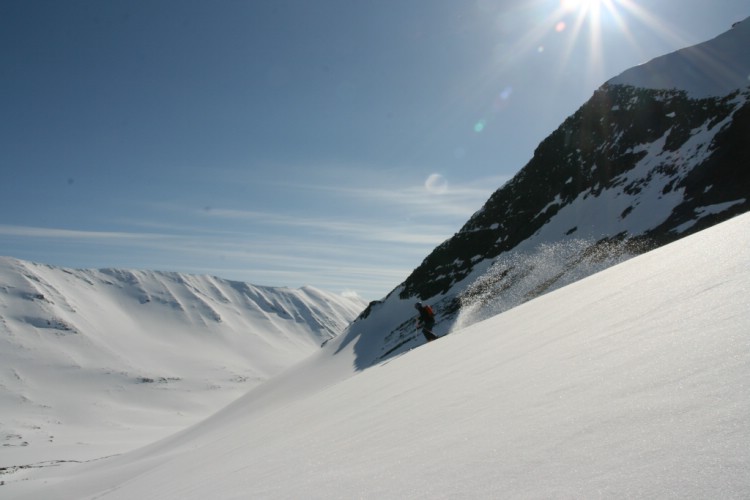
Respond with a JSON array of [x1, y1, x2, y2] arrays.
[[414, 302, 439, 342]]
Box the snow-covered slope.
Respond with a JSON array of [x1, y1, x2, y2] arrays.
[[349, 18, 750, 366], [608, 17, 750, 98], [5, 212, 749, 499], [0, 257, 364, 465]]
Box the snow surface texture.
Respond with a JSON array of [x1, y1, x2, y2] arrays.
[[0, 258, 365, 466], [608, 16, 750, 97], [5, 213, 749, 498], [454, 237, 644, 329]]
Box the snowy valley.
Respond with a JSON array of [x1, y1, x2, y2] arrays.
[[0, 258, 364, 466]]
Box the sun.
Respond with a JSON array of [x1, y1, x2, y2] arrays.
[[561, 0, 602, 11], [561, 0, 608, 20], [485, 0, 684, 95]]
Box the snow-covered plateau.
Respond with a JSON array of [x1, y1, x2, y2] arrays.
[[3, 212, 748, 499]]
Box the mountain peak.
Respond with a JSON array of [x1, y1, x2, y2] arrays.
[[607, 16, 750, 98], [343, 18, 750, 368]]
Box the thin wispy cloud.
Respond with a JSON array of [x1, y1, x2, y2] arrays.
[[0, 167, 507, 300], [248, 169, 507, 220], [0, 225, 172, 241], [195, 208, 451, 245], [0, 217, 433, 299]]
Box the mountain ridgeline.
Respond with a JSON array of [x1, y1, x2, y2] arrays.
[[402, 84, 750, 301], [0, 257, 365, 460], [347, 19, 750, 366]]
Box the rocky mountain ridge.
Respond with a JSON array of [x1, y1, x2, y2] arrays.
[[347, 18, 750, 366], [403, 85, 749, 301]]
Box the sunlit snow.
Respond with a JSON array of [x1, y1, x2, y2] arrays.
[[4, 213, 748, 499], [0, 260, 364, 466]]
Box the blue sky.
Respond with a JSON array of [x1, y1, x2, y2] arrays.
[[1, 1, 748, 300]]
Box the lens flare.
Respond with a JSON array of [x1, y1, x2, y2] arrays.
[[553, 0, 666, 90], [425, 174, 448, 194], [488, 0, 688, 93]]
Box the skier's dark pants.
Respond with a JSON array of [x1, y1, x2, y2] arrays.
[[421, 320, 438, 342]]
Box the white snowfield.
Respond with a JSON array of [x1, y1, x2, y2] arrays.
[[0, 261, 365, 466], [4, 213, 748, 498]]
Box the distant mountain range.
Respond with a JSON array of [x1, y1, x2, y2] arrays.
[[347, 17, 750, 366], [0, 256, 364, 463]]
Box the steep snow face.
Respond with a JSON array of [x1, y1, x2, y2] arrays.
[[370, 87, 749, 362], [5, 212, 749, 500], [0, 257, 365, 464], [608, 16, 750, 98], [343, 20, 750, 368]]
